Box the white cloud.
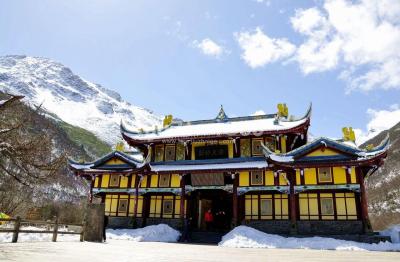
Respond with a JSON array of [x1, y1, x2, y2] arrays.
[[354, 104, 400, 145], [193, 38, 225, 58], [290, 0, 400, 92], [234, 27, 296, 68], [252, 110, 266, 116]]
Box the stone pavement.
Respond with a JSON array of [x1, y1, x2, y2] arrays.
[[1, 241, 399, 262]]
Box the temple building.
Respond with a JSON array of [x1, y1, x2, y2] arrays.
[[69, 104, 389, 236]]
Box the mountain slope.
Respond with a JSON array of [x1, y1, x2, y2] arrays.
[[362, 122, 400, 230], [0, 55, 162, 145]]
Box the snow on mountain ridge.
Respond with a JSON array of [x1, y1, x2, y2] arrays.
[[0, 55, 162, 145]]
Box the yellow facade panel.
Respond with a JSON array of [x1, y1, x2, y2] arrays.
[[275, 199, 282, 215], [101, 174, 110, 188], [228, 142, 233, 158], [137, 198, 143, 217], [282, 199, 288, 215], [307, 148, 339, 157], [251, 199, 258, 214], [335, 198, 346, 215], [279, 173, 288, 185], [105, 158, 126, 165], [140, 175, 148, 188], [110, 198, 117, 213], [346, 197, 357, 215], [239, 172, 250, 186], [175, 199, 180, 216], [149, 197, 156, 217], [304, 168, 317, 185], [156, 198, 162, 214], [281, 136, 287, 153], [333, 167, 347, 184], [105, 198, 111, 213], [309, 199, 319, 215], [350, 168, 357, 183], [171, 174, 180, 187], [296, 170, 301, 185], [120, 176, 128, 188], [150, 175, 158, 188], [299, 199, 309, 215], [94, 177, 99, 188], [265, 171, 275, 186], [130, 175, 136, 188], [245, 199, 252, 215]]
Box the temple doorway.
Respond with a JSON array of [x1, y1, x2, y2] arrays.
[[191, 190, 232, 232]]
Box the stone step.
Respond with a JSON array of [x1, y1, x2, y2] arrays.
[[188, 231, 225, 244]]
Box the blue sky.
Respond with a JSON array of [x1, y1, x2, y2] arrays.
[[1, 0, 400, 143]]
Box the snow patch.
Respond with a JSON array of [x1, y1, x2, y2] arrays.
[[107, 224, 181, 242], [380, 225, 400, 243], [219, 226, 400, 251]]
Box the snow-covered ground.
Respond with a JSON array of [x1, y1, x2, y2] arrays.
[[0, 226, 80, 243], [2, 223, 400, 253], [0, 224, 180, 243], [219, 226, 400, 252]]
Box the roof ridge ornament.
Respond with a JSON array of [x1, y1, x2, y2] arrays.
[[216, 105, 228, 121]]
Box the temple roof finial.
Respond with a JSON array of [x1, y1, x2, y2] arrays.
[[216, 105, 228, 120]]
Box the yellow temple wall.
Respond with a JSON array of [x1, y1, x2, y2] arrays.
[[239, 171, 288, 187]]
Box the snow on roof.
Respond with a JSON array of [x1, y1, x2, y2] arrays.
[[68, 150, 145, 171], [150, 159, 268, 172], [121, 105, 311, 142], [263, 135, 390, 164], [122, 106, 311, 142]]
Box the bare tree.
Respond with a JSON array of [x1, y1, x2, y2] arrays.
[[0, 94, 65, 186]]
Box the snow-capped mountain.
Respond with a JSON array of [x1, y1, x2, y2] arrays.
[[0, 55, 162, 145]]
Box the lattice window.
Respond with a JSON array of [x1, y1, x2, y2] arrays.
[[251, 138, 263, 156], [118, 199, 128, 213], [245, 194, 288, 220], [109, 175, 120, 187], [250, 171, 264, 186], [264, 137, 276, 152], [165, 145, 176, 161], [240, 139, 251, 157], [318, 167, 332, 183], [159, 174, 171, 187], [176, 143, 185, 161], [155, 145, 164, 162], [320, 198, 334, 215], [260, 199, 273, 216], [163, 200, 173, 214]]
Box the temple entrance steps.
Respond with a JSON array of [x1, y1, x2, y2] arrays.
[[188, 231, 225, 244]]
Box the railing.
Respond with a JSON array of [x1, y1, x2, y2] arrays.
[[0, 216, 85, 243]]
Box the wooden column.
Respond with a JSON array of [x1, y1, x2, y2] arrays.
[[180, 175, 186, 220], [133, 175, 140, 219], [89, 177, 94, 203], [357, 168, 372, 233], [232, 172, 238, 227], [288, 169, 297, 234]]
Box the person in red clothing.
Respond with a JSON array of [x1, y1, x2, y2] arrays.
[[204, 209, 214, 230]]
